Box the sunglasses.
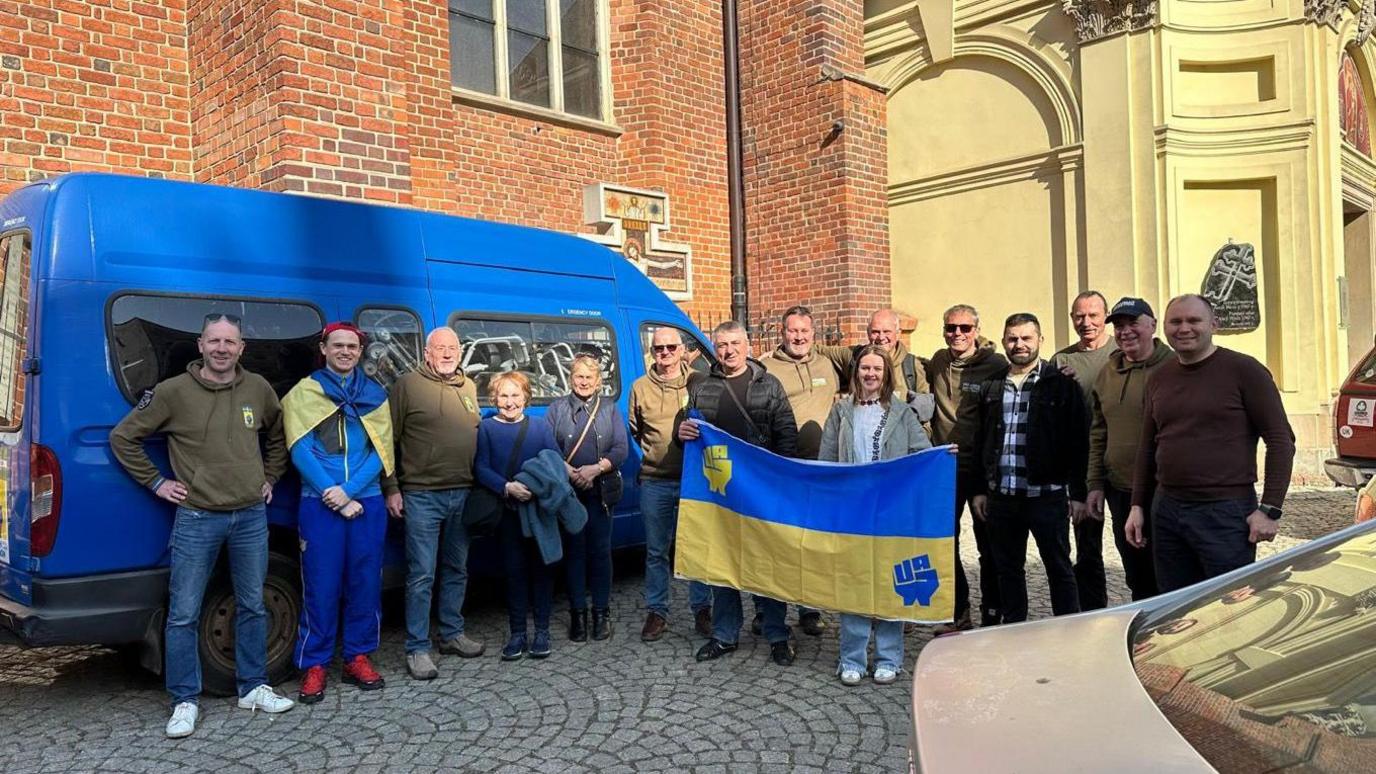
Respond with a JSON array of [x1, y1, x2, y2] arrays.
[[652, 344, 680, 353], [204, 313, 242, 325], [943, 323, 974, 334]]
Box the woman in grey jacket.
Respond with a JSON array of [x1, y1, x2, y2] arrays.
[[818, 345, 932, 686], [546, 354, 629, 642]]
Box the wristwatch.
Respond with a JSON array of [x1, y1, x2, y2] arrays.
[[1258, 504, 1283, 521]]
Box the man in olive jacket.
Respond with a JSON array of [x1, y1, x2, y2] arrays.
[[1085, 298, 1171, 601], [110, 314, 294, 739], [926, 303, 1008, 631], [816, 308, 933, 421], [383, 327, 485, 681], [678, 320, 799, 666]]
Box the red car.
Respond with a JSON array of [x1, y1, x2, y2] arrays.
[[1327, 341, 1376, 487]]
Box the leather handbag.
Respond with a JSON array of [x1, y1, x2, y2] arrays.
[[462, 418, 529, 536]]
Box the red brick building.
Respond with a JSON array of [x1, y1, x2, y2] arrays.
[[0, 0, 890, 339]]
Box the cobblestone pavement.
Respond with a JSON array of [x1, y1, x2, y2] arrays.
[[0, 488, 1358, 773]]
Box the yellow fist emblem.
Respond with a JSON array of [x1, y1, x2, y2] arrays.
[[702, 445, 732, 495]]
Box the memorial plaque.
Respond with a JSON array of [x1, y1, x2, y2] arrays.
[[1201, 241, 1260, 333]]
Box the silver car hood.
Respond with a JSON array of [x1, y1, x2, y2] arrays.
[[911, 609, 1215, 773]]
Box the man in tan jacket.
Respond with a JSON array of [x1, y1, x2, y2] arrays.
[[762, 305, 840, 636], [631, 326, 712, 641], [817, 308, 933, 421], [1085, 298, 1172, 601]]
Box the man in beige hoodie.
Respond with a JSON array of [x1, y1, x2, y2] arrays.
[[762, 305, 841, 636], [631, 326, 712, 641]]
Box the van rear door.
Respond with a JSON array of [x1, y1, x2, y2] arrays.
[[0, 230, 35, 606]]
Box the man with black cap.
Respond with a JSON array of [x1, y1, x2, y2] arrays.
[[1084, 298, 1172, 601]]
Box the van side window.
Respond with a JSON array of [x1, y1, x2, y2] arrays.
[[0, 232, 31, 431], [451, 315, 619, 405], [639, 322, 713, 376], [108, 294, 325, 401], [355, 307, 422, 388]]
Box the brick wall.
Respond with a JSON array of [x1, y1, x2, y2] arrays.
[[0, 0, 192, 194], [737, 0, 890, 343]]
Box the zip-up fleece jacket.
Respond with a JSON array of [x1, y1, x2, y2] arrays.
[[681, 359, 798, 457], [926, 339, 1008, 477], [973, 362, 1089, 501], [817, 399, 932, 463], [762, 346, 840, 460], [382, 367, 480, 495], [1087, 341, 1173, 493], [629, 363, 691, 480], [110, 360, 287, 511]]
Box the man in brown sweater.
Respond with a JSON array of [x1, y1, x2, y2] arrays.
[[926, 303, 1008, 631], [1085, 298, 1172, 601], [1126, 295, 1296, 592], [383, 327, 485, 680]]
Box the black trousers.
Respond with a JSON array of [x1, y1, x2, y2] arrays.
[[1152, 492, 1257, 593], [987, 490, 1080, 623], [1073, 510, 1107, 611], [953, 473, 1001, 623], [1103, 483, 1158, 601]]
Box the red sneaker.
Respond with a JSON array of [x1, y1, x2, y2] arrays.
[[298, 665, 327, 704], [342, 654, 385, 691]]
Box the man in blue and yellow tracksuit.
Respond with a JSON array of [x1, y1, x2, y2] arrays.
[[282, 322, 394, 704]]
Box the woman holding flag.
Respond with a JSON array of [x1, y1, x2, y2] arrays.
[[818, 345, 932, 685]]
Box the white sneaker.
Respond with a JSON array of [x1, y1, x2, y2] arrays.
[[840, 669, 863, 686], [873, 667, 899, 685], [166, 702, 198, 738], [237, 684, 296, 714]]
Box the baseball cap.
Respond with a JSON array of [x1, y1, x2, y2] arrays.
[[1108, 297, 1154, 323]]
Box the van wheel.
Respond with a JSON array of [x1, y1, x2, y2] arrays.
[[198, 551, 301, 697]]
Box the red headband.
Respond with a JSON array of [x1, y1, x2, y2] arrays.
[[321, 321, 367, 346]]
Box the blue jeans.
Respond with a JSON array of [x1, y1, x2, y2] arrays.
[[563, 491, 612, 610], [838, 614, 904, 674], [165, 503, 268, 706], [713, 587, 788, 645], [640, 479, 711, 617], [403, 488, 471, 653]]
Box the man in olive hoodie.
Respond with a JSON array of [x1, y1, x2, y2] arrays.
[[1085, 298, 1171, 601], [925, 304, 1008, 631], [631, 326, 712, 641], [817, 308, 934, 421], [110, 314, 294, 739], [383, 327, 485, 680]]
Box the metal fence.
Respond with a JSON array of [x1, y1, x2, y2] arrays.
[[691, 309, 850, 355]]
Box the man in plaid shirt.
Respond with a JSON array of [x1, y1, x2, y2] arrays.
[[971, 313, 1089, 623]]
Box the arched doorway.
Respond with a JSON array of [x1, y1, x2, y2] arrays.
[[1341, 49, 1376, 370]]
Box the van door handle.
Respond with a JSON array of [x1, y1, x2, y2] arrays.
[[23, 357, 39, 375]]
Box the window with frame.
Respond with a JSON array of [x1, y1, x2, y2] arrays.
[[451, 315, 618, 404], [355, 307, 424, 389], [108, 294, 325, 401], [639, 322, 713, 377], [0, 232, 31, 431], [449, 0, 606, 120]]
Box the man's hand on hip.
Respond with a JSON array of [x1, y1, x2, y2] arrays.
[[156, 479, 188, 504]]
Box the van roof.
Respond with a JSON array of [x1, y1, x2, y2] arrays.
[[31, 173, 620, 283]]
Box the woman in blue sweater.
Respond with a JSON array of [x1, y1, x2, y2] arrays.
[[475, 371, 560, 660]]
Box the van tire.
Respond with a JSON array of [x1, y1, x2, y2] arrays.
[[197, 551, 301, 698]]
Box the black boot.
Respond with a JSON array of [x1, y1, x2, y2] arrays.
[[569, 608, 588, 642], [592, 608, 612, 641]]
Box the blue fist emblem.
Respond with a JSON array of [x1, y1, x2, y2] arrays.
[[893, 555, 939, 607]]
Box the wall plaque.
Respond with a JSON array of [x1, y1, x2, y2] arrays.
[[582, 183, 692, 300], [1201, 241, 1260, 333]]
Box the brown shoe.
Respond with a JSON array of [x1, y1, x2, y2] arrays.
[[694, 608, 713, 637], [933, 611, 974, 636], [641, 612, 668, 642]]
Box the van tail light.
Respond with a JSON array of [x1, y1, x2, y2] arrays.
[[30, 443, 62, 557]]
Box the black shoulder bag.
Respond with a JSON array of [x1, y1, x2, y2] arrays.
[[462, 418, 530, 537]]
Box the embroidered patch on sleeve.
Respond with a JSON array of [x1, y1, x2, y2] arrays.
[[136, 389, 156, 410]]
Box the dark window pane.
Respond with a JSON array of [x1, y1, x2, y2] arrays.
[[355, 307, 423, 389], [109, 295, 324, 400], [560, 0, 596, 52], [638, 323, 713, 375], [452, 316, 619, 404], [0, 233, 30, 430], [506, 0, 547, 35], [532, 319, 618, 398], [452, 0, 493, 20], [451, 14, 496, 93], [562, 47, 599, 119], [508, 30, 550, 107]]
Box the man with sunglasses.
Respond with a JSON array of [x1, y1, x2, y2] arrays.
[[1048, 291, 1117, 612], [111, 312, 295, 739], [925, 304, 1008, 632], [631, 326, 713, 641]]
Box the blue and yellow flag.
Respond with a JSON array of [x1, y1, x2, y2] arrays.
[[677, 420, 957, 623]]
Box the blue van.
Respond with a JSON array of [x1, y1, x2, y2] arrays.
[[0, 173, 712, 693]]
